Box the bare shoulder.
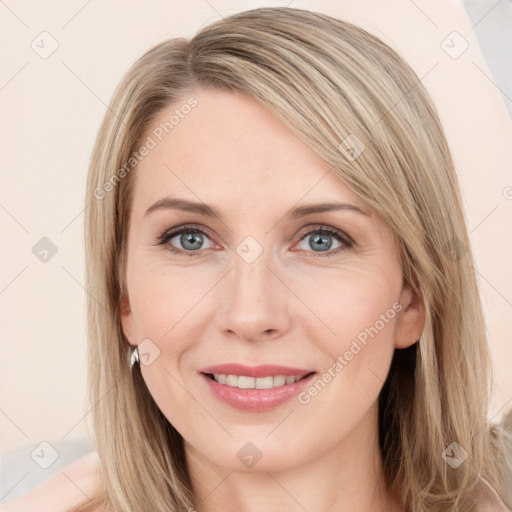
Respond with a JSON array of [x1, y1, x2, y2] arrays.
[[0, 451, 102, 512], [477, 497, 511, 512], [475, 478, 510, 512]]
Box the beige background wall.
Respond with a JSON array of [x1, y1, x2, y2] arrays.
[[1, 0, 511, 459]]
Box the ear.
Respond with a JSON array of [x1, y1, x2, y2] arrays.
[[394, 283, 425, 349], [119, 294, 137, 347]]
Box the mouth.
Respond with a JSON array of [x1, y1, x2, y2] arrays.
[[199, 370, 318, 412], [197, 363, 317, 411], [201, 371, 316, 389]]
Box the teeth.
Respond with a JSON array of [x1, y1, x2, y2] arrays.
[[255, 376, 276, 389], [273, 375, 286, 387], [226, 374, 238, 387], [238, 376, 255, 389], [211, 373, 307, 389]]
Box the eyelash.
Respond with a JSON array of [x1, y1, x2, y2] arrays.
[[155, 223, 353, 258]]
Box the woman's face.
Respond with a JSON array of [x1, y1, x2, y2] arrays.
[[120, 87, 424, 473]]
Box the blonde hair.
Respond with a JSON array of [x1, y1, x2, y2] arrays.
[[81, 7, 512, 512]]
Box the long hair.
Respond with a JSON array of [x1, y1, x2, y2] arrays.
[[81, 7, 512, 511]]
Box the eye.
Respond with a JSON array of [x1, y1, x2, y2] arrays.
[[157, 224, 215, 257], [155, 224, 353, 258], [294, 226, 352, 258]]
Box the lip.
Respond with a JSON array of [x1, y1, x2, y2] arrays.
[[199, 371, 317, 412], [198, 363, 315, 378]]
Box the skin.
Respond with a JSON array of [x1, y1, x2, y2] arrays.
[[0, 451, 101, 511], [118, 87, 425, 512]]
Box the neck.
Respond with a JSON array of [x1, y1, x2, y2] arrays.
[[185, 403, 403, 512]]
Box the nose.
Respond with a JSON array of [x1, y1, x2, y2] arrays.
[[214, 247, 292, 342]]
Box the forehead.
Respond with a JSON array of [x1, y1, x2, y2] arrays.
[[130, 88, 368, 219]]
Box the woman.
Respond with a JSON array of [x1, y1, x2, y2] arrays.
[[3, 6, 511, 512]]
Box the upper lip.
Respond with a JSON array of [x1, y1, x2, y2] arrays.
[[199, 363, 316, 378]]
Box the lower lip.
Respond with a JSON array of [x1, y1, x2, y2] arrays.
[[200, 372, 316, 412]]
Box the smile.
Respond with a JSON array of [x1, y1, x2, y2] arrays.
[[200, 371, 317, 412], [205, 372, 314, 389]]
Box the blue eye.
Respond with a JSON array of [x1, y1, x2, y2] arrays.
[[296, 227, 352, 257], [156, 224, 353, 258], [158, 225, 214, 257]]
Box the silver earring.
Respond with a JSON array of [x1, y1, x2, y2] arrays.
[[130, 346, 139, 367]]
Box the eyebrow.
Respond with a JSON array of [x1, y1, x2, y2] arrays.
[[144, 197, 370, 219]]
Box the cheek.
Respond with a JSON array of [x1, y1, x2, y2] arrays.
[[296, 275, 399, 431], [125, 263, 216, 425], [294, 265, 401, 409], [294, 264, 400, 345], [129, 265, 197, 428], [128, 259, 212, 349]]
